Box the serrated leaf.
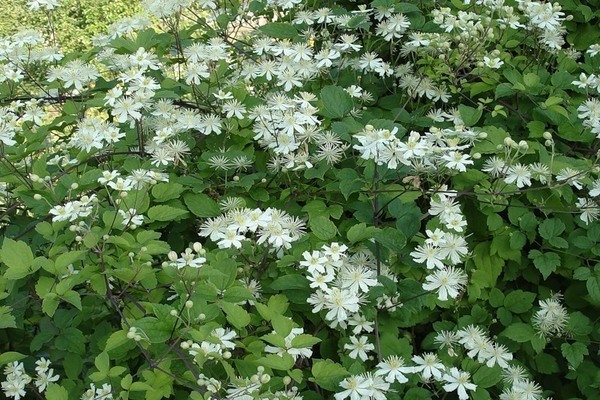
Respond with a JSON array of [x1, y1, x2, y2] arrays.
[[538, 218, 565, 239], [347, 223, 377, 243], [529, 250, 560, 279], [561, 342, 589, 368], [319, 86, 353, 119], [504, 290, 536, 313], [45, 384, 69, 400], [1, 238, 35, 280], [373, 227, 406, 253], [311, 359, 349, 391]]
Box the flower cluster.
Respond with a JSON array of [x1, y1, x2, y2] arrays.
[[301, 243, 385, 329], [1, 359, 60, 400], [199, 207, 305, 253], [81, 383, 113, 400], [410, 192, 469, 301], [49, 194, 97, 223], [353, 123, 480, 173], [532, 294, 569, 338], [166, 242, 206, 269]]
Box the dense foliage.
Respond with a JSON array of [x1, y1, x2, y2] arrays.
[[1, 0, 600, 399]]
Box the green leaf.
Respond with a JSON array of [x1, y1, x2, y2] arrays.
[[529, 250, 560, 279], [509, 231, 527, 250], [0, 306, 16, 329], [473, 365, 502, 388], [561, 342, 589, 368], [0, 352, 26, 366], [319, 86, 353, 119], [471, 242, 503, 288], [347, 223, 377, 243], [95, 351, 110, 375], [523, 72, 540, 87], [290, 334, 321, 348], [270, 274, 309, 291], [132, 317, 172, 342], [501, 323, 535, 343], [309, 215, 337, 241], [105, 330, 130, 353], [147, 205, 188, 221], [1, 238, 35, 279], [272, 315, 293, 338], [586, 274, 600, 303], [373, 227, 407, 253], [220, 302, 251, 329], [152, 183, 184, 202], [337, 168, 364, 200], [311, 359, 349, 392], [184, 193, 221, 217], [45, 384, 69, 400], [538, 218, 565, 239], [55, 250, 88, 271], [55, 327, 86, 355], [258, 22, 299, 39], [504, 290, 536, 314], [255, 353, 295, 370], [458, 104, 483, 126]]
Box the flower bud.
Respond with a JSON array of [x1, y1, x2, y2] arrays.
[[134, 335, 142, 342], [168, 251, 178, 261], [185, 300, 194, 309], [71, 183, 79, 190], [198, 313, 206, 320], [545, 139, 553, 147], [472, 152, 481, 160], [127, 331, 136, 339], [260, 374, 271, 384], [193, 242, 203, 252], [170, 310, 178, 316], [518, 140, 528, 150], [543, 131, 552, 140], [223, 351, 232, 359], [283, 376, 292, 386], [479, 132, 487, 139], [33, 193, 42, 200]]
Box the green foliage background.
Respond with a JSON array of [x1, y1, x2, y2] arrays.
[[0, 0, 138, 51]]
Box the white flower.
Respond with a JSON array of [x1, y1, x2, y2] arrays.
[[375, 355, 413, 383], [335, 375, 372, 400], [485, 343, 513, 368], [412, 353, 445, 380], [410, 243, 445, 269], [344, 335, 374, 361], [442, 368, 477, 400], [422, 266, 468, 301], [483, 56, 504, 69], [504, 163, 532, 188]]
